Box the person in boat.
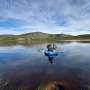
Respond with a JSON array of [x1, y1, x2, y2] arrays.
[[47, 44, 56, 51]]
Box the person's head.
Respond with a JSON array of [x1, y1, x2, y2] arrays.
[[47, 44, 52, 48]]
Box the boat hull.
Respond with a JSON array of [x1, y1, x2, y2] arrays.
[[44, 50, 58, 56]]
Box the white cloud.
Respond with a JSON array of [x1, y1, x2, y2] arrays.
[[0, 0, 90, 35]]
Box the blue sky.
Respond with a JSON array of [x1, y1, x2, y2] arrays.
[[0, 0, 90, 35]]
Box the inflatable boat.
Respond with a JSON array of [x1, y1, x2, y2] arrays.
[[44, 50, 58, 56]]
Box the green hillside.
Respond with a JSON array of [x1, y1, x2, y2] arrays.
[[0, 32, 90, 44]]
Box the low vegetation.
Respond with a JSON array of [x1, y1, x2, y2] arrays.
[[0, 32, 90, 44]]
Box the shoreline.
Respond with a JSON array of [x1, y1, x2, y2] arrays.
[[59, 39, 90, 41]]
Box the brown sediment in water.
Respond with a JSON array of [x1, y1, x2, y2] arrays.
[[37, 80, 78, 90], [1, 68, 90, 90], [36, 80, 90, 90], [1, 79, 90, 90], [1, 71, 90, 90]]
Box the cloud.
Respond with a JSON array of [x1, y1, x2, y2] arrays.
[[0, 0, 90, 35]]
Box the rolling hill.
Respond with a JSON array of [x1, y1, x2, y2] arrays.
[[0, 32, 90, 44]]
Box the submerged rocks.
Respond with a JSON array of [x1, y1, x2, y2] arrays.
[[36, 80, 84, 90], [37, 81, 68, 90]]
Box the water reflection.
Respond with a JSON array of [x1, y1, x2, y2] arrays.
[[48, 56, 54, 64], [0, 42, 90, 90]]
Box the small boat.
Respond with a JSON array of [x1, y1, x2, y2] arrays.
[[44, 50, 58, 56]]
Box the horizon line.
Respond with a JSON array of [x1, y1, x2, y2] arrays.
[[0, 31, 90, 36]]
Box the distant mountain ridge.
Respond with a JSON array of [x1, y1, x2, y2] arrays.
[[0, 32, 90, 38], [0, 32, 90, 44], [20, 32, 49, 39]]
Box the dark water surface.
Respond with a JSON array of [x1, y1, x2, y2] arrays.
[[0, 42, 90, 90]]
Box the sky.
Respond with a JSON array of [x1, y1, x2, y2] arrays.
[[0, 0, 90, 35]]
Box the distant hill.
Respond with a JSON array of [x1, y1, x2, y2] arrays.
[[0, 32, 90, 44], [20, 32, 49, 39], [76, 34, 90, 39]]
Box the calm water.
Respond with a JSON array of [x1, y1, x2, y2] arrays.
[[0, 42, 90, 90]]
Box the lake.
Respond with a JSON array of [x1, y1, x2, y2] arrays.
[[0, 42, 90, 90]]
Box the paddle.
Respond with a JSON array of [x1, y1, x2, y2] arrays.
[[37, 48, 44, 53]]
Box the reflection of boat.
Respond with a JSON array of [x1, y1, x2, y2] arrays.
[[48, 56, 54, 64], [44, 50, 58, 56]]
